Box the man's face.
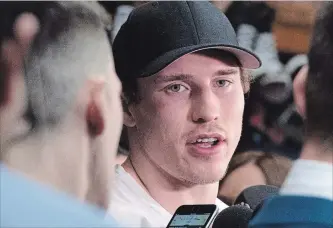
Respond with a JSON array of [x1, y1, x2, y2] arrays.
[[129, 52, 245, 184]]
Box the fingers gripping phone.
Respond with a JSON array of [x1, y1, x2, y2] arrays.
[[166, 204, 218, 228]]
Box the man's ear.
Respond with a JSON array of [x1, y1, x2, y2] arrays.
[[242, 69, 251, 94], [86, 81, 106, 137], [293, 65, 308, 119], [121, 93, 136, 127]]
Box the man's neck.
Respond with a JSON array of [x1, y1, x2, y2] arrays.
[[300, 139, 333, 164], [122, 153, 219, 215], [2, 128, 90, 202]]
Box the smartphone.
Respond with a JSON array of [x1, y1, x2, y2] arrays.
[[166, 204, 218, 228]]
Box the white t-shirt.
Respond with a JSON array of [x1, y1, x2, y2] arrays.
[[108, 165, 228, 228]]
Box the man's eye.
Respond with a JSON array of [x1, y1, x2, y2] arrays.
[[167, 84, 187, 93], [216, 80, 231, 87]]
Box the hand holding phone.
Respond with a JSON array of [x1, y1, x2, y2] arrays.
[[166, 204, 218, 228]]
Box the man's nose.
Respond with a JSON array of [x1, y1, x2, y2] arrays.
[[191, 90, 220, 124]]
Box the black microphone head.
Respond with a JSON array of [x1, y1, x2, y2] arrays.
[[212, 205, 253, 228], [234, 185, 279, 210]]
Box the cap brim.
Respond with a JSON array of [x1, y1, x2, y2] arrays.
[[140, 44, 261, 78]]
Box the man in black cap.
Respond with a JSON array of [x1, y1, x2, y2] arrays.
[[109, 1, 261, 227]]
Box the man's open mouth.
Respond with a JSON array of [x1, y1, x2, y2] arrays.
[[191, 137, 220, 148]]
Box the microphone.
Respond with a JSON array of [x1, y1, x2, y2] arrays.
[[212, 205, 253, 228], [212, 185, 279, 227], [234, 185, 279, 210]]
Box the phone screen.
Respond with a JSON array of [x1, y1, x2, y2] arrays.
[[166, 205, 217, 228]]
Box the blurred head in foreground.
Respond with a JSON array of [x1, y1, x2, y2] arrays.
[[293, 2, 333, 163], [0, 2, 123, 209]]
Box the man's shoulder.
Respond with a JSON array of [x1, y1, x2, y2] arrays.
[[108, 197, 171, 228], [0, 166, 118, 227], [112, 164, 156, 205], [110, 165, 172, 227], [249, 195, 333, 228], [112, 165, 143, 202]]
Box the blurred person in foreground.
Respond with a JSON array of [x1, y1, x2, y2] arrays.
[[250, 3, 333, 228], [0, 2, 122, 227], [218, 151, 293, 205], [109, 1, 261, 227]]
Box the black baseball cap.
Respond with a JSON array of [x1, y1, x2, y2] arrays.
[[113, 1, 261, 81]]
